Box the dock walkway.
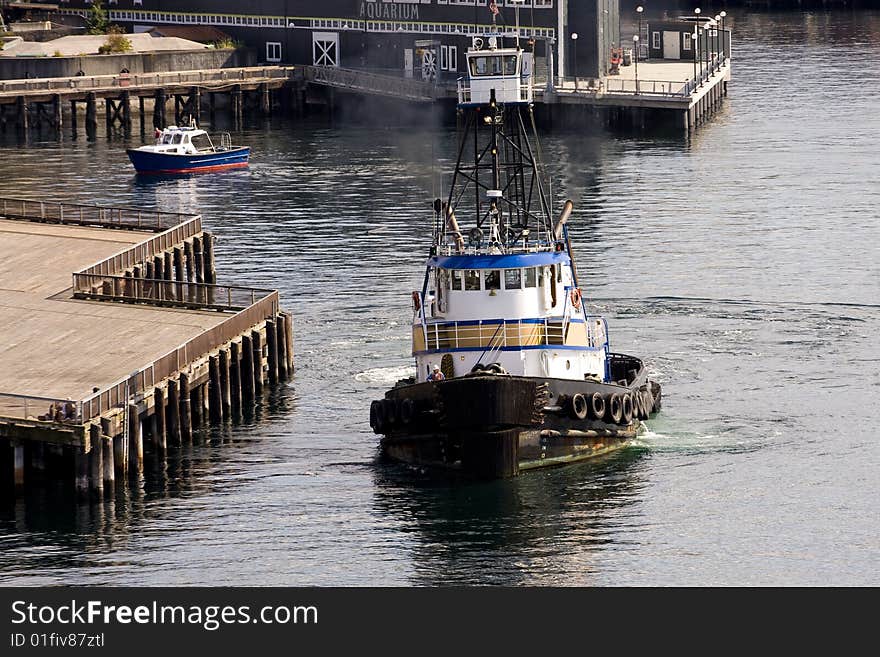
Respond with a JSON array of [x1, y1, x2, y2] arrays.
[[0, 198, 293, 498]]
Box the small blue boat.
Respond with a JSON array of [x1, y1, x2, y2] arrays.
[[127, 123, 249, 174]]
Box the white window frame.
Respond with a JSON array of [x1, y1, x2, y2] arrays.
[[266, 41, 282, 62], [652, 31, 661, 50], [683, 32, 692, 51]]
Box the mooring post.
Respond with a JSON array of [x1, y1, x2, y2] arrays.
[[266, 318, 278, 386], [208, 355, 222, 424], [179, 372, 192, 442], [12, 441, 24, 491], [219, 348, 231, 420], [190, 86, 201, 123], [252, 329, 264, 395], [105, 98, 114, 137], [128, 403, 143, 474], [16, 96, 28, 134], [193, 235, 204, 282], [154, 386, 167, 452], [88, 436, 103, 498], [260, 83, 271, 116], [183, 240, 195, 283], [232, 84, 243, 130], [230, 341, 242, 419], [241, 333, 255, 406], [85, 92, 97, 139], [166, 378, 180, 446]]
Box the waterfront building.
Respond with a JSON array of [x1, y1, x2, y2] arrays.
[[53, 1, 620, 83]]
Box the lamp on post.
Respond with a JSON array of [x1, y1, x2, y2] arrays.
[[571, 32, 578, 90], [636, 5, 643, 44], [692, 28, 698, 90], [719, 11, 727, 62], [714, 15, 721, 70], [705, 19, 713, 75], [632, 34, 639, 94], [694, 8, 702, 83]]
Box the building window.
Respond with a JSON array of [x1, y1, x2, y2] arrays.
[[652, 31, 660, 50], [440, 45, 457, 71], [683, 33, 692, 51], [266, 42, 281, 62]]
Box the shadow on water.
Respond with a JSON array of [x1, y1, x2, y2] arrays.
[[371, 446, 650, 585]]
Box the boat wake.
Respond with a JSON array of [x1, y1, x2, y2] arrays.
[[354, 365, 415, 385]]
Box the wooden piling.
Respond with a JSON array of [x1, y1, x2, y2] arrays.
[[154, 386, 167, 452], [276, 316, 288, 381], [183, 240, 195, 282], [230, 341, 242, 418], [203, 231, 217, 284], [163, 250, 174, 300], [153, 88, 166, 129], [52, 93, 62, 132], [139, 95, 145, 134], [208, 355, 222, 424], [70, 99, 77, 138], [260, 83, 271, 116], [75, 446, 88, 497], [191, 383, 204, 429], [86, 92, 97, 138], [179, 372, 192, 442], [166, 378, 180, 446], [232, 84, 243, 129], [88, 429, 104, 496], [283, 312, 294, 374], [173, 246, 185, 300], [219, 348, 231, 420], [122, 90, 132, 137], [12, 441, 24, 490], [190, 86, 201, 123], [105, 416, 127, 477], [17, 96, 28, 133], [266, 317, 278, 386], [102, 430, 115, 490], [193, 235, 204, 283], [252, 329, 264, 395], [241, 333, 255, 406], [128, 403, 143, 473]]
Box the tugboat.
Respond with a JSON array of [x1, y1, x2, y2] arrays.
[[370, 34, 662, 479], [127, 121, 249, 174]]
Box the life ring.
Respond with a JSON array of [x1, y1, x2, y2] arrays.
[[570, 393, 588, 420], [621, 393, 634, 424], [370, 400, 385, 434], [606, 393, 623, 424], [589, 392, 606, 419], [412, 291, 421, 311], [569, 288, 581, 310]]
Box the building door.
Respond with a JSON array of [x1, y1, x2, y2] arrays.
[[404, 48, 413, 79], [662, 31, 680, 59], [313, 32, 339, 67], [421, 48, 437, 80]]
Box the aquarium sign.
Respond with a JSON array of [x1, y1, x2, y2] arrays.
[[359, 2, 420, 21]]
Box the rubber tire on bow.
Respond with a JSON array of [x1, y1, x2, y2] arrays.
[[589, 392, 606, 420], [370, 400, 385, 434], [570, 393, 589, 420], [621, 393, 634, 425], [606, 393, 623, 424]]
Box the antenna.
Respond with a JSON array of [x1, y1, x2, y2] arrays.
[[509, 0, 525, 46]]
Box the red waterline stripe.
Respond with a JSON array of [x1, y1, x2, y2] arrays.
[[136, 162, 249, 175]]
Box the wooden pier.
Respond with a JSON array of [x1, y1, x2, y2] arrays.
[[0, 198, 293, 498], [0, 66, 295, 137]]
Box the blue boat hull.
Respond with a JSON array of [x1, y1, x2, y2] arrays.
[[126, 147, 250, 174]]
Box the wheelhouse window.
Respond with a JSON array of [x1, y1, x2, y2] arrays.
[[485, 270, 500, 291], [171, 133, 183, 144], [468, 54, 518, 77], [524, 267, 537, 287], [451, 270, 463, 290], [504, 269, 522, 289], [464, 270, 481, 291], [191, 133, 211, 150]]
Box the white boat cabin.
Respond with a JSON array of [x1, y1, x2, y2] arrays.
[[458, 34, 533, 105], [144, 125, 230, 155]]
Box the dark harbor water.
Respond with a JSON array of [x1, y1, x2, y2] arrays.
[[1, 11, 878, 586]]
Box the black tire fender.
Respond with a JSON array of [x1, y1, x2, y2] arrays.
[[570, 393, 588, 420], [589, 392, 606, 419], [621, 393, 634, 425], [606, 393, 623, 424], [370, 400, 385, 434]]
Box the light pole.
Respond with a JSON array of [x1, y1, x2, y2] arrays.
[[636, 5, 643, 48], [694, 8, 702, 83], [705, 19, 713, 75], [632, 34, 639, 93], [571, 32, 578, 90], [692, 28, 698, 89], [714, 15, 721, 70], [719, 11, 727, 62]]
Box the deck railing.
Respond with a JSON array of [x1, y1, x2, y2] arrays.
[[422, 316, 608, 351], [0, 196, 191, 232]]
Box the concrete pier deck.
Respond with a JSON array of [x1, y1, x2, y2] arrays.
[[0, 219, 226, 403]]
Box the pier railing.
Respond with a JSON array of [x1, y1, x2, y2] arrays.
[[302, 65, 439, 102], [0, 197, 192, 232], [0, 393, 82, 425], [0, 67, 296, 96], [73, 215, 202, 280], [72, 274, 274, 312], [78, 289, 279, 422]]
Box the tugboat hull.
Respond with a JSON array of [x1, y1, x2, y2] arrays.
[[372, 355, 661, 479]]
